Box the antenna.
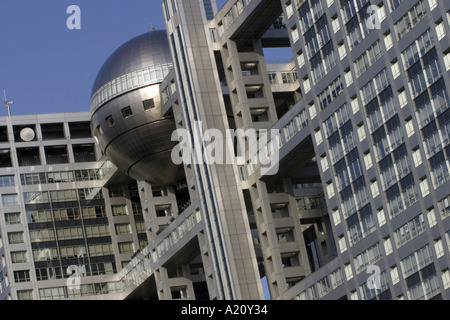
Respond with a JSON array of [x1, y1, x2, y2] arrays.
[[150, 20, 155, 32], [3, 90, 12, 117]]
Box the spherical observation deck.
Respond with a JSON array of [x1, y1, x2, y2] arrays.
[[90, 30, 183, 186]]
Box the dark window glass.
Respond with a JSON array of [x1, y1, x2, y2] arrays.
[[399, 173, 414, 190], [143, 99, 155, 110], [106, 116, 114, 128], [121, 106, 133, 119]]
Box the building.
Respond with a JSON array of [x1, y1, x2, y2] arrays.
[[0, 113, 149, 300], [1, 0, 450, 300]]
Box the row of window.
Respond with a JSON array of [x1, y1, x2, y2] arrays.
[[0, 121, 92, 143], [0, 144, 96, 169], [20, 169, 103, 186], [28, 206, 106, 223], [90, 63, 172, 114], [19, 188, 103, 206]]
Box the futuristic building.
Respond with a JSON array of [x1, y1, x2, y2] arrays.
[[1, 0, 450, 301], [90, 30, 184, 186]]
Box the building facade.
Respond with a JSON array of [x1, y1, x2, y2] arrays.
[[1, 0, 450, 300], [0, 113, 148, 300]]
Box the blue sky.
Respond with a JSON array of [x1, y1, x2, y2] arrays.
[[0, 1, 172, 116], [0, 0, 290, 117]]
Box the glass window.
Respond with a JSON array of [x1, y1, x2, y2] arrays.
[[2, 194, 18, 206]]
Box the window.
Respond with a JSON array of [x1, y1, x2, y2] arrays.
[[297, 51, 305, 68], [400, 244, 433, 278], [17, 290, 33, 300], [303, 77, 311, 93], [88, 243, 113, 257], [69, 122, 92, 139], [412, 148, 422, 167], [14, 270, 30, 283], [96, 125, 103, 136], [344, 263, 353, 281], [391, 61, 401, 79], [115, 224, 131, 235], [338, 42, 347, 60], [436, 21, 446, 41], [21, 173, 46, 185], [444, 51, 450, 71], [405, 119, 415, 137], [360, 68, 388, 105], [442, 269, 450, 290], [401, 29, 434, 69], [285, 1, 293, 18], [371, 180, 380, 197], [345, 69, 353, 87], [0, 175, 15, 187], [354, 243, 382, 274], [354, 40, 383, 78], [321, 154, 329, 172], [332, 208, 341, 226], [41, 123, 65, 140], [112, 205, 129, 216], [351, 97, 360, 114], [419, 177, 430, 197], [427, 208, 437, 227], [338, 235, 347, 253], [45, 145, 69, 165], [394, 0, 427, 40], [435, 238, 444, 258], [332, 15, 340, 33], [314, 128, 323, 145], [384, 237, 393, 255], [121, 106, 133, 119], [308, 103, 317, 119], [387, 0, 406, 12], [438, 195, 450, 219], [73, 144, 96, 163], [364, 152, 373, 169], [118, 242, 135, 254], [357, 124, 366, 141], [106, 116, 114, 127], [398, 90, 408, 108], [5, 213, 21, 225], [85, 225, 110, 238], [391, 266, 400, 285], [318, 76, 344, 110], [330, 269, 343, 289], [291, 25, 300, 43], [326, 182, 335, 199], [384, 32, 393, 51], [377, 209, 386, 227], [2, 194, 18, 206], [11, 251, 28, 263], [56, 227, 83, 240]]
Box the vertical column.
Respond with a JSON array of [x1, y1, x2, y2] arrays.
[[221, 39, 279, 131], [164, 0, 264, 300]]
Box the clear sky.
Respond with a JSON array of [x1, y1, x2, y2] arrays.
[[0, 0, 291, 118], [0, 1, 171, 116]]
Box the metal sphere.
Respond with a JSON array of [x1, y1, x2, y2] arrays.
[[90, 30, 183, 186]]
